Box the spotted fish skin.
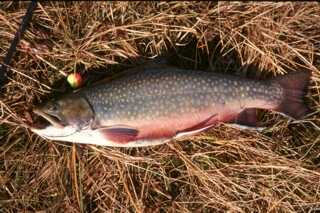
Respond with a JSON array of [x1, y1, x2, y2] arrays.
[[86, 69, 273, 115], [77, 67, 285, 143], [83, 67, 282, 122]]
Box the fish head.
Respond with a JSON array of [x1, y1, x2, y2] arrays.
[[31, 93, 94, 139]]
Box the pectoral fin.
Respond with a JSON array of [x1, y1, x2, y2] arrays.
[[97, 125, 139, 144]]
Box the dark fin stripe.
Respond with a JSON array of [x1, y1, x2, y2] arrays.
[[98, 126, 139, 144]]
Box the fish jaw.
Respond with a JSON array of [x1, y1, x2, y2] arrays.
[[31, 125, 78, 140], [32, 108, 65, 128], [30, 125, 111, 146]]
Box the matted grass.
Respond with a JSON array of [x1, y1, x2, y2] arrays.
[[0, 2, 319, 212]]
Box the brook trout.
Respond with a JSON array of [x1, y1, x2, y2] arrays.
[[31, 66, 310, 147]]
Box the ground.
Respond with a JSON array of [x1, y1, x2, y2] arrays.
[[0, 2, 319, 212]]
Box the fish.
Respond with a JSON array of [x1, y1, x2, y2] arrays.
[[30, 65, 311, 147]]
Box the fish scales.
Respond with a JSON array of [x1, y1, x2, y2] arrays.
[[81, 68, 283, 124]]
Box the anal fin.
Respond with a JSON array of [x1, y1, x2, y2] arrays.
[[234, 108, 259, 127]]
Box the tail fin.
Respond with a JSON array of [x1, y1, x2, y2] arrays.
[[273, 71, 311, 119]]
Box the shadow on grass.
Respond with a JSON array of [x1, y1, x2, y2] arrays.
[[48, 36, 267, 98]]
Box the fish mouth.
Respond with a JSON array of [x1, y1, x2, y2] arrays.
[[32, 108, 64, 129], [30, 109, 78, 139]]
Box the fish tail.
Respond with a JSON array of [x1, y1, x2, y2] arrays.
[[273, 71, 311, 119]]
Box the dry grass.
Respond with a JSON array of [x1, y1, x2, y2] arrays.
[[0, 2, 320, 212]]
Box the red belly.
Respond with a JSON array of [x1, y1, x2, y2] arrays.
[[132, 105, 240, 140]]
